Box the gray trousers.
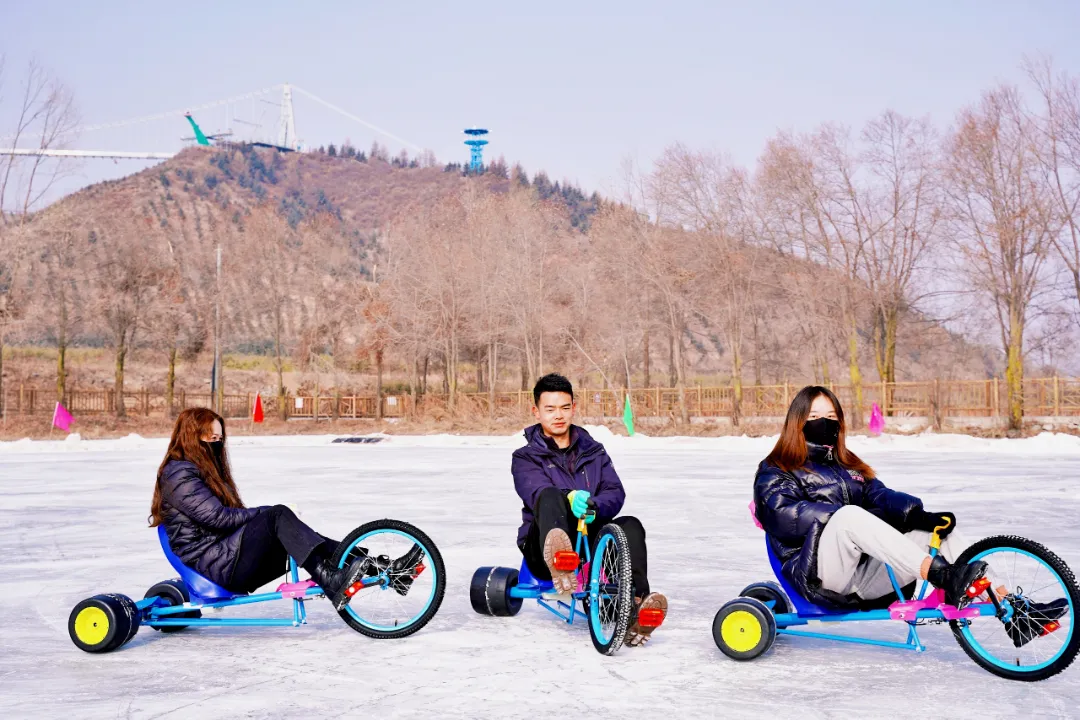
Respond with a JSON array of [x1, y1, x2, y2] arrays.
[[816, 505, 972, 601]]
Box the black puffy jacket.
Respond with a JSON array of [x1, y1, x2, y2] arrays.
[[158, 460, 263, 587], [753, 443, 923, 609]]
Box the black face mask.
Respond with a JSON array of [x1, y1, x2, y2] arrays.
[[803, 418, 840, 447], [202, 440, 225, 466]]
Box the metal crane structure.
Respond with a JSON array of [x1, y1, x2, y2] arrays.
[[1, 83, 423, 161], [182, 112, 233, 146]]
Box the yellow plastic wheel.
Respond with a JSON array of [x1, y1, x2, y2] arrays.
[[721, 610, 763, 653], [73, 606, 110, 646], [68, 594, 139, 653], [713, 597, 775, 661]]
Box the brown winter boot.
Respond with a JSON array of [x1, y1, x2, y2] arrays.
[[625, 592, 667, 647], [542, 528, 578, 593]]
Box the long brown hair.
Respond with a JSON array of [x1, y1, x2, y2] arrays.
[[765, 385, 875, 479], [149, 407, 245, 526]]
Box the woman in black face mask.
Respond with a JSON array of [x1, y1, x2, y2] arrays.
[[749, 387, 1046, 623], [149, 408, 382, 610]]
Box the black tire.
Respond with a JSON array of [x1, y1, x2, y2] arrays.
[[587, 523, 633, 656], [950, 535, 1080, 681], [739, 581, 792, 615], [69, 593, 140, 653], [713, 597, 776, 661], [330, 519, 446, 640], [145, 579, 201, 633], [470, 566, 523, 617]]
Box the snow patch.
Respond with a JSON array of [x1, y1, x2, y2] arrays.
[[4, 427, 1080, 455]]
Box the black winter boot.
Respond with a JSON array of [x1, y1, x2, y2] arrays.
[[388, 543, 427, 596], [927, 555, 990, 606], [1005, 596, 1069, 647], [310, 558, 372, 611]]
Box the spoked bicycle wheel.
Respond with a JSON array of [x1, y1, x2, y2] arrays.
[[587, 523, 633, 655], [951, 536, 1079, 681], [330, 519, 445, 640]]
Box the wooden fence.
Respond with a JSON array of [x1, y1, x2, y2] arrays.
[[4, 378, 1080, 424]]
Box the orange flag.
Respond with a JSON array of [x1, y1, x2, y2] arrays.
[[253, 393, 264, 423]]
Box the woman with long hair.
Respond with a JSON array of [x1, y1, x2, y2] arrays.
[[753, 386, 1065, 644], [151, 408, 396, 610]]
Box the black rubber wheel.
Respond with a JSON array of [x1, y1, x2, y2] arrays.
[[713, 597, 776, 661], [950, 535, 1080, 681], [145, 579, 201, 633], [587, 523, 633, 656], [330, 519, 446, 639], [69, 593, 140, 653], [739, 581, 792, 615], [470, 566, 523, 616]]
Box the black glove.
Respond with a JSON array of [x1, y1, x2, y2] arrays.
[[909, 509, 956, 538]]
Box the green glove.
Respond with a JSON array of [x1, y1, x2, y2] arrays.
[[567, 490, 595, 523]]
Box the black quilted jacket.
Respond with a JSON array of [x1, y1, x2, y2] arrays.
[[158, 459, 263, 586], [753, 444, 923, 609]]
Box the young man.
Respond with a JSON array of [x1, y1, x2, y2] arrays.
[[511, 373, 667, 646]]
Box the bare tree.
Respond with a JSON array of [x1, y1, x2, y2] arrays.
[[1027, 58, 1080, 325], [861, 111, 943, 383], [0, 60, 79, 222], [93, 228, 165, 417], [22, 209, 92, 403], [944, 86, 1058, 430], [0, 221, 28, 411]]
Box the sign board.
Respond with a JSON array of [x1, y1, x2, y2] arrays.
[[295, 397, 304, 410], [387, 396, 398, 406]]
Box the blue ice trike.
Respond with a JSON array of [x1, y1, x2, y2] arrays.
[[68, 519, 445, 653], [469, 500, 661, 656], [714, 518, 1080, 681]]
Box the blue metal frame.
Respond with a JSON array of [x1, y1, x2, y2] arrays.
[[508, 521, 595, 625], [139, 556, 379, 629], [143, 531, 402, 630], [766, 539, 1000, 653]]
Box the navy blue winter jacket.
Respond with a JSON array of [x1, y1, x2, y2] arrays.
[[511, 424, 626, 544], [753, 444, 923, 609], [158, 460, 264, 586]]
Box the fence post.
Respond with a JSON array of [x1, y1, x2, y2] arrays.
[[697, 384, 702, 419], [991, 379, 999, 418], [1054, 375, 1061, 417], [933, 378, 941, 430], [19, 384, 24, 415], [881, 381, 887, 415]]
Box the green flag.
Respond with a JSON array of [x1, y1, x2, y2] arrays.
[[622, 393, 635, 436]]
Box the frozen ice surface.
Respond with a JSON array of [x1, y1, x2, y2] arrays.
[[2, 430, 1079, 718]]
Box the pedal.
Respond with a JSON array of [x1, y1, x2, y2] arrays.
[[344, 580, 366, 598], [966, 576, 992, 598], [637, 608, 665, 628], [412, 563, 426, 578], [1041, 621, 1062, 637], [553, 551, 580, 572]]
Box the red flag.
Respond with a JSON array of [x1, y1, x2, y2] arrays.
[[253, 393, 264, 423]]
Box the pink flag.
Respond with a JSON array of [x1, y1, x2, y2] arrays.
[[869, 402, 885, 436], [52, 402, 74, 432]]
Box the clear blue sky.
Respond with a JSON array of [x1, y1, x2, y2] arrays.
[[2, 0, 1079, 202]]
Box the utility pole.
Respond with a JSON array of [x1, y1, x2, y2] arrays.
[[214, 245, 223, 413]]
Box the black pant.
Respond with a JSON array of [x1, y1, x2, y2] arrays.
[[228, 505, 337, 594], [518, 487, 650, 597]]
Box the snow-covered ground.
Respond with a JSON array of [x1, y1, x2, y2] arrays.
[[2, 429, 1079, 718]]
